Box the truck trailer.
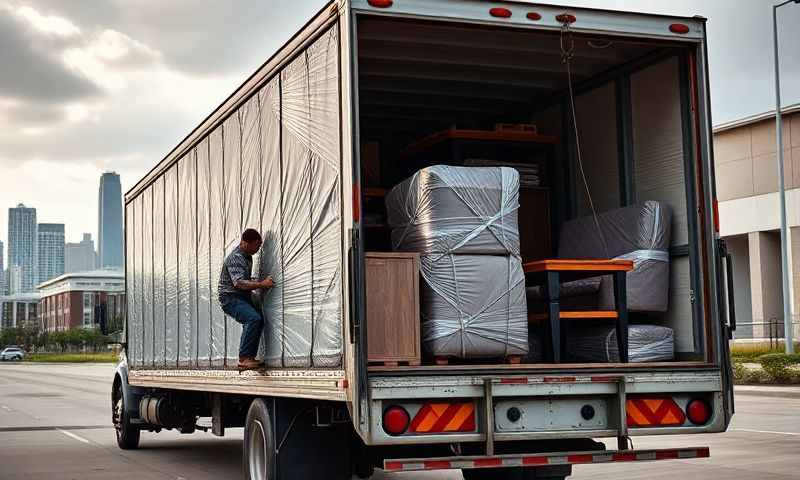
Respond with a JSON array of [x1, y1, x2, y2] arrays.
[[113, 1, 735, 478]]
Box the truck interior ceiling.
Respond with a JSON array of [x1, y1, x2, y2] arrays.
[[357, 15, 711, 372]]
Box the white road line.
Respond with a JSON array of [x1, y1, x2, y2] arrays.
[[731, 428, 800, 437], [57, 428, 91, 444]]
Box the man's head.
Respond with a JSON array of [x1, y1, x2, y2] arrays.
[[239, 229, 263, 255]]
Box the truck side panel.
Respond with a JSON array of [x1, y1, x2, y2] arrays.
[[125, 19, 344, 374]]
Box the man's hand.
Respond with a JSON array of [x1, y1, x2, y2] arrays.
[[260, 276, 275, 289]]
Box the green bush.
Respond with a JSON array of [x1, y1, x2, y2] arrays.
[[758, 353, 800, 383], [732, 359, 768, 384], [731, 342, 800, 361]]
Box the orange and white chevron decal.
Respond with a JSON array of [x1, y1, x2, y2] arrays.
[[409, 402, 476, 433], [626, 397, 686, 427]]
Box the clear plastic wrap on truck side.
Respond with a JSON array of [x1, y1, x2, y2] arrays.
[[126, 23, 343, 371], [196, 139, 212, 367], [152, 176, 166, 367]]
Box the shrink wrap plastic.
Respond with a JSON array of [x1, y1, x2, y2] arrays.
[[126, 27, 342, 369], [386, 165, 521, 256], [566, 324, 675, 363], [420, 254, 529, 358], [558, 201, 672, 312]]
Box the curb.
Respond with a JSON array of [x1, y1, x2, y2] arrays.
[[734, 386, 800, 399]]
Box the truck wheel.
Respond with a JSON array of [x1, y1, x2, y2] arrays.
[[243, 399, 275, 480], [112, 382, 140, 450], [462, 468, 567, 480]]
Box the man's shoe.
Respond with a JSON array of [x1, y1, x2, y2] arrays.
[[238, 357, 264, 372]]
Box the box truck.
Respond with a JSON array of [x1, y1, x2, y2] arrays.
[[112, 1, 735, 478]]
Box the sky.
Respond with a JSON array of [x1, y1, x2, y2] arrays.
[[0, 0, 798, 257]]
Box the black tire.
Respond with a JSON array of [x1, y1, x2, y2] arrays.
[[243, 399, 275, 480], [113, 381, 140, 450], [463, 467, 567, 480]]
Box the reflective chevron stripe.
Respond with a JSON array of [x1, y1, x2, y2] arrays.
[[383, 447, 710, 472]]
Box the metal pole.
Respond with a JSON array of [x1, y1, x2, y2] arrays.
[[774, 1, 794, 353]]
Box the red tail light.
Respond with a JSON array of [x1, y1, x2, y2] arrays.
[[382, 406, 410, 435], [556, 13, 577, 24], [367, 0, 393, 8], [526, 12, 542, 21], [490, 7, 512, 18], [670, 23, 690, 34], [686, 399, 712, 425]]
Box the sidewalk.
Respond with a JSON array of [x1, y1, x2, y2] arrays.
[[735, 385, 800, 399]]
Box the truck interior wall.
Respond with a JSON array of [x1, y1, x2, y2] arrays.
[[630, 56, 696, 354], [125, 22, 344, 371]]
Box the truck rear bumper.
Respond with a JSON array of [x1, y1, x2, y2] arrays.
[[366, 369, 725, 445], [383, 446, 710, 472]]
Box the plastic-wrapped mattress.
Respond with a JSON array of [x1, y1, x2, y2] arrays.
[[420, 254, 529, 359], [386, 165, 520, 256], [566, 324, 675, 363], [558, 201, 672, 312]]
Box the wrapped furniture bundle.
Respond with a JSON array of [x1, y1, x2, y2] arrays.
[[420, 254, 529, 359], [386, 165, 520, 256], [529, 201, 673, 313], [387, 165, 529, 360], [566, 324, 675, 363]]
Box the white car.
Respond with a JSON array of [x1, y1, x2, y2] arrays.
[[0, 347, 24, 361]]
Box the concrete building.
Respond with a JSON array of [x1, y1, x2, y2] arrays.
[[37, 223, 65, 284], [8, 204, 37, 293], [98, 172, 123, 269], [0, 292, 40, 329], [715, 103, 800, 341], [37, 270, 125, 332], [65, 233, 96, 273]]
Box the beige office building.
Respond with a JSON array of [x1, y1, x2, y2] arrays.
[[715, 103, 800, 341]]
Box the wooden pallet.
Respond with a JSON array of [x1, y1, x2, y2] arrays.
[[433, 355, 523, 366], [368, 360, 422, 368]]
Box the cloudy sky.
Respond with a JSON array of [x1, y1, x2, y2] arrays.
[[0, 0, 798, 257]]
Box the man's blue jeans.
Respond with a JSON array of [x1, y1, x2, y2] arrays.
[[220, 296, 263, 359]]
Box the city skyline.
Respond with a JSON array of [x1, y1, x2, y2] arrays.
[[7, 204, 37, 293], [98, 172, 123, 269]]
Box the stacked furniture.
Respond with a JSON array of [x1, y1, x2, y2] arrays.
[[526, 201, 674, 363], [386, 165, 529, 361]]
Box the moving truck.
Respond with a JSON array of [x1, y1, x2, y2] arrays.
[[112, 1, 736, 478]]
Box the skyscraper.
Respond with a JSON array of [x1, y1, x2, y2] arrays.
[[65, 233, 97, 273], [98, 172, 123, 269], [37, 223, 65, 284], [0, 240, 4, 295], [8, 204, 37, 292]]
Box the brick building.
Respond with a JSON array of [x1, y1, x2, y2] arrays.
[[37, 270, 125, 332]]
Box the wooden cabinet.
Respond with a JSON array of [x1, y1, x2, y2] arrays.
[[365, 252, 421, 366]]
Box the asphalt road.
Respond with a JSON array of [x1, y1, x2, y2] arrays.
[[1, 363, 799, 479]]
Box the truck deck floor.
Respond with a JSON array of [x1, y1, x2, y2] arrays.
[[368, 361, 712, 374]]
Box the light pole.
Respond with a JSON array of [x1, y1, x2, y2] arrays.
[[774, 0, 799, 354]]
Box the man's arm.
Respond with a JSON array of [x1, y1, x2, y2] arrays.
[[234, 277, 274, 291]]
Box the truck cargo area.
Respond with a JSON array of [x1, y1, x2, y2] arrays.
[[356, 15, 712, 372]]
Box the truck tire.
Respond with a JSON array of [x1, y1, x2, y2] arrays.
[[113, 381, 140, 450], [243, 399, 275, 480], [462, 467, 568, 480]]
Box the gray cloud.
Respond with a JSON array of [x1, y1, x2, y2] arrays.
[[0, 11, 100, 101]]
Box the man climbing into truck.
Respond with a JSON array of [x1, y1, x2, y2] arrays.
[[218, 228, 274, 371]]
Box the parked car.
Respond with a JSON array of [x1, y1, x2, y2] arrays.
[[0, 347, 24, 361]]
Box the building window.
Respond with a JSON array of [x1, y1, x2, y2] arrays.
[[83, 292, 94, 328]]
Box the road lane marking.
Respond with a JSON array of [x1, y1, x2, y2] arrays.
[[0, 425, 109, 432], [57, 428, 91, 444], [731, 428, 800, 437]]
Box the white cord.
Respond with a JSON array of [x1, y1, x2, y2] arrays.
[[560, 20, 610, 258]]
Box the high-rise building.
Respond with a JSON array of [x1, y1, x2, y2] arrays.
[[98, 172, 123, 269], [37, 223, 65, 284], [0, 240, 4, 295], [65, 233, 97, 273], [8, 204, 37, 293]]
